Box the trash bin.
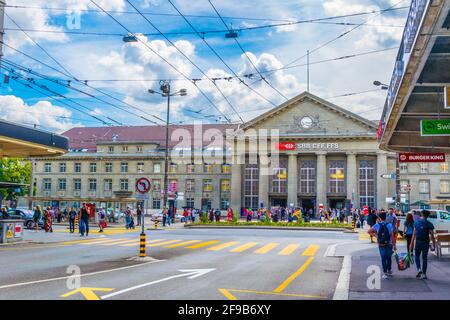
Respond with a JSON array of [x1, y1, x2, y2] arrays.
[[0, 219, 25, 244]]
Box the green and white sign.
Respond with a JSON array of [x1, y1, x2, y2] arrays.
[[421, 119, 450, 136]]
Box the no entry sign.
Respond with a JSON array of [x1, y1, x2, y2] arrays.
[[136, 177, 151, 194], [399, 153, 446, 163]]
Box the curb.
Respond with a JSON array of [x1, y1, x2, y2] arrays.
[[183, 225, 352, 232]]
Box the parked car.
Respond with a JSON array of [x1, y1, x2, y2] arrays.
[[398, 209, 450, 235], [7, 208, 44, 229]]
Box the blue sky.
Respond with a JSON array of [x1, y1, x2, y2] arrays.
[[0, 0, 411, 132]]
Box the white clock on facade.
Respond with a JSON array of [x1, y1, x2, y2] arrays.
[[300, 116, 314, 129]]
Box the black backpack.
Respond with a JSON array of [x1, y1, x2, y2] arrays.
[[377, 222, 391, 246]]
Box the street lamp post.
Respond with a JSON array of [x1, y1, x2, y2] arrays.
[[149, 81, 187, 210]]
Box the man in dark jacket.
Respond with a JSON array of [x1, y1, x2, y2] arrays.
[[367, 209, 378, 243]]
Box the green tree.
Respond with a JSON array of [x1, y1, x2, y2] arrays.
[[0, 158, 32, 201]]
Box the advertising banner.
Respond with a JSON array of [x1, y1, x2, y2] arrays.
[[399, 153, 446, 163]]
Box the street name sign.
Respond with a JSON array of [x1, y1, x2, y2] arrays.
[[381, 173, 396, 179], [421, 119, 450, 136], [399, 153, 446, 163]]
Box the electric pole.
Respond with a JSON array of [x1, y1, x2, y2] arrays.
[[0, 1, 6, 75]]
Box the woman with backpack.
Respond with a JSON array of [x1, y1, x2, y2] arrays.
[[403, 213, 415, 254], [410, 210, 436, 280]]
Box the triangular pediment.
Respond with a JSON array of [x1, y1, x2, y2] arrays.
[[240, 92, 377, 137]]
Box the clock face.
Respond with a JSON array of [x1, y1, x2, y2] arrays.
[[300, 116, 314, 129]]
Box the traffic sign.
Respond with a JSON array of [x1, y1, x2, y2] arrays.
[[421, 119, 450, 136], [381, 173, 396, 179], [136, 193, 149, 200], [136, 177, 151, 194]]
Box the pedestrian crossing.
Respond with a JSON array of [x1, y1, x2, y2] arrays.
[[54, 227, 139, 235], [59, 237, 321, 257]]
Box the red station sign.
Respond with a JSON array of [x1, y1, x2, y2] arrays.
[[399, 153, 446, 163]]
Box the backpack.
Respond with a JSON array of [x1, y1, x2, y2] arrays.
[[416, 220, 431, 242], [377, 222, 391, 246]]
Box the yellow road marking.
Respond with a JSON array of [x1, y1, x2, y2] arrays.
[[302, 245, 320, 256], [254, 243, 279, 254], [186, 240, 220, 249], [230, 242, 258, 253], [80, 238, 126, 245], [278, 244, 300, 256], [147, 239, 181, 247], [61, 287, 114, 300], [219, 288, 326, 300], [273, 256, 315, 293], [218, 289, 238, 300], [207, 241, 239, 251], [99, 239, 139, 246], [120, 239, 166, 247], [61, 238, 112, 245], [164, 240, 201, 248]]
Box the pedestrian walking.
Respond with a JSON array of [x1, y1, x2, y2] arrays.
[[162, 208, 167, 227], [227, 208, 233, 222], [33, 205, 42, 232], [386, 208, 399, 246], [136, 205, 142, 226], [403, 213, 415, 254], [98, 207, 106, 233], [369, 212, 396, 279], [410, 210, 436, 280], [209, 209, 214, 222], [367, 209, 378, 243], [191, 208, 196, 223], [79, 203, 90, 237], [68, 207, 77, 233], [43, 206, 53, 233], [183, 208, 189, 224]]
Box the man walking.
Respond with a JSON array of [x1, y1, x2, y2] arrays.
[[79, 203, 90, 237], [136, 205, 142, 226], [367, 209, 378, 243], [68, 207, 77, 233], [410, 210, 436, 280], [369, 212, 395, 279]]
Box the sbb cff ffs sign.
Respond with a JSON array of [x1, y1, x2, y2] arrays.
[[277, 142, 296, 151], [399, 153, 446, 163]]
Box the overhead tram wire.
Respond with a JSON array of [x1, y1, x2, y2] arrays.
[[89, 0, 231, 124], [208, 0, 289, 101], [167, 0, 277, 114], [124, 0, 242, 124]]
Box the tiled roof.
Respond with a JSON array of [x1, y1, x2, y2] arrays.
[[63, 124, 239, 151]]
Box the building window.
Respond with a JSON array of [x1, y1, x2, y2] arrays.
[[221, 179, 231, 192], [121, 162, 128, 173], [440, 180, 450, 194], [419, 163, 428, 174], [59, 163, 66, 173], [137, 162, 144, 173], [244, 164, 259, 210], [105, 162, 113, 173], [152, 179, 161, 191], [400, 163, 408, 174], [152, 198, 161, 209], [90, 163, 97, 173], [153, 163, 161, 173], [137, 146, 143, 153], [169, 163, 177, 173], [203, 179, 213, 192], [108, 146, 114, 153], [186, 198, 195, 208], [43, 178, 51, 190], [74, 163, 81, 173], [204, 164, 213, 173], [58, 179, 66, 191], [300, 160, 316, 194], [187, 164, 195, 173], [272, 158, 287, 193], [221, 199, 230, 210], [44, 163, 52, 173], [89, 179, 97, 191], [186, 179, 195, 192], [221, 164, 231, 174], [329, 160, 345, 194], [359, 160, 375, 209], [440, 163, 449, 174], [104, 179, 112, 191], [120, 179, 128, 191], [122, 146, 128, 153], [74, 179, 81, 191], [419, 180, 430, 201]]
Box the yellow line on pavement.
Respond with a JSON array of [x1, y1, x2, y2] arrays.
[[61, 238, 112, 245], [99, 239, 140, 246], [218, 289, 238, 300], [278, 244, 300, 256], [186, 240, 220, 249], [164, 240, 201, 248], [207, 241, 239, 251], [230, 242, 258, 253], [220, 288, 325, 300], [147, 239, 181, 247], [120, 239, 166, 247], [273, 256, 315, 293], [302, 245, 320, 256], [254, 243, 279, 254], [80, 238, 127, 245]]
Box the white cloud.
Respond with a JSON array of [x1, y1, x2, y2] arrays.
[[0, 95, 81, 133]]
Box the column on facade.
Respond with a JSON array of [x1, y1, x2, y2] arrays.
[[377, 152, 388, 210], [287, 153, 298, 207], [316, 151, 327, 215], [346, 152, 358, 208], [231, 154, 243, 211], [258, 156, 269, 209]]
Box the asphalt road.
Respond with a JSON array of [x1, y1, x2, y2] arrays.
[[0, 226, 360, 300]]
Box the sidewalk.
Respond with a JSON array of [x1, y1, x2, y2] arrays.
[[344, 238, 450, 300]]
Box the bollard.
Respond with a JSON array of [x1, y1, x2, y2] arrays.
[[154, 218, 158, 230], [139, 233, 146, 257], [75, 215, 79, 231], [352, 218, 356, 232]]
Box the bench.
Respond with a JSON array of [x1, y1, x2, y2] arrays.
[[435, 233, 450, 259]]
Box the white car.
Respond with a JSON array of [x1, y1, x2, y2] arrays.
[[398, 209, 450, 233]]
